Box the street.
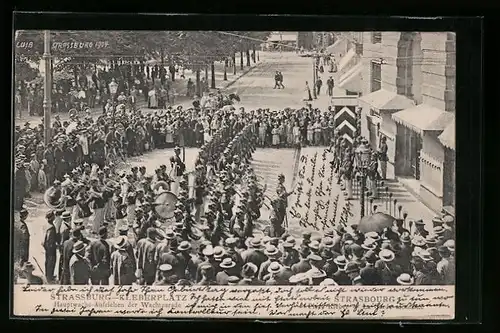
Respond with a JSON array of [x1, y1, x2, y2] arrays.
[[18, 50, 436, 281]]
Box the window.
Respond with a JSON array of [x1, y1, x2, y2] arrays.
[[396, 33, 414, 99], [371, 32, 382, 44], [355, 42, 363, 55], [371, 61, 382, 92]]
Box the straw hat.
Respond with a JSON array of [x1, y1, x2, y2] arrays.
[[361, 238, 377, 251], [319, 278, 338, 286], [333, 255, 347, 267], [308, 240, 320, 251], [396, 273, 414, 285], [264, 245, 279, 257], [322, 237, 335, 249], [365, 231, 380, 241], [267, 262, 282, 274], [213, 246, 225, 259], [418, 250, 433, 261], [443, 239, 455, 252], [72, 241, 86, 254], [379, 249, 395, 262], [220, 258, 236, 269], [159, 264, 173, 272]]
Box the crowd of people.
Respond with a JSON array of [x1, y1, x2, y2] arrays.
[[13, 90, 240, 207], [14, 99, 455, 287], [14, 62, 196, 117]]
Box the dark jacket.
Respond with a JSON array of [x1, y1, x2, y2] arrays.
[[86, 239, 112, 279]]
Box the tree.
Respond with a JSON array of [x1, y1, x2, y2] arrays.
[[15, 61, 39, 82]]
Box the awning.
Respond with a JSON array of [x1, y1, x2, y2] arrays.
[[358, 89, 415, 111], [338, 48, 356, 74], [392, 104, 455, 135], [438, 115, 455, 150], [338, 63, 363, 93], [326, 38, 347, 56]]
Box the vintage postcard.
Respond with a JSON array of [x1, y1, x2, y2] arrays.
[[12, 29, 455, 320]]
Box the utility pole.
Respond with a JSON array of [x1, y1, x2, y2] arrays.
[[280, 32, 283, 53], [312, 57, 317, 100], [43, 30, 52, 146]]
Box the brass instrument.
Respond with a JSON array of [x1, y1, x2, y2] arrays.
[[153, 180, 170, 194], [153, 191, 178, 220], [43, 186, 67, 210]]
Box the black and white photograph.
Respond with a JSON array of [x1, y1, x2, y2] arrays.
[[12, 27, 457, 319]]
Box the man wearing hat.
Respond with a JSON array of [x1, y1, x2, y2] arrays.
[[227, 275, 240, 286], [376, 249, 403, 285], [412, 219, 429, 238], [239, 262, 261, 285], [21, 261, 44, 285], [86, 226, 112, 285], [136, 227, 159, 285], [157, 238, 181, 279], [154, 264, 179, 286], [155, 228, 176, 261], [305, 254, 327, 284], [216, 258, 238, 285], [42, 210, 58, 283], [436, 246, 455, 285], [176, 240, 193, 280], [281, 236, 300, 266], [359, 250, 382, 285], [110, 236, 136, 285], [263, 262, 283, 285], [195, 245, 221, 283], [291, 246, 312, 274], [14, 208, 30, 266], [243, 237, 267, 272], [258, 245, 280, 281], [332, 255, 351, 285], [196, 263, 216, 286], [69, 241, 91, 285], [345, 262, 363, 285], [58, 211, 73, 279], [170, 146, 186, 196], [441, 215, 455, 242], [224, 237, 244, 273]]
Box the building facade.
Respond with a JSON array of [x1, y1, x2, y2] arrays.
[[297, 32, 314, 50], [353, 31, 456, 215]]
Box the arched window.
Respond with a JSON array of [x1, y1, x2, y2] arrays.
[[396, 32, 414, 98]]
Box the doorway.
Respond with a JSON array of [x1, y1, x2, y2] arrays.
[[407, 129, 422, 179]]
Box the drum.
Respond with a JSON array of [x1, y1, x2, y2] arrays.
[[153, 191, 178, 220]]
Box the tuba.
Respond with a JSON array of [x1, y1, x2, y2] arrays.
[[44, 186, 67, 210], [153, 180, 170, 194]]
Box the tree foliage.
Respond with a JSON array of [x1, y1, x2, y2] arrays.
[[14, 30, 272, 80]]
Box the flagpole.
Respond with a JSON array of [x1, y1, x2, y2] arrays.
[[43, 30, 52, 146]]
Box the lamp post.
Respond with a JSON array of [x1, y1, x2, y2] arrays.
[[355, 143, 371, 218], [312, 56, 318, 100], [42, 30, 52, 147]]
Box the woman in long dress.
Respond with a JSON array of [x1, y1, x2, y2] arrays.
[[286, 120, 294, 148], [148, 89, 158, 109], [272, 125, 280, 148], [293, 122, 301, 148], [165, 121, 174, 148], [307, 123, 314, 146], [304, 81, 312, 101], [314, 119, 322, 146], [259, 121, 267, 147]]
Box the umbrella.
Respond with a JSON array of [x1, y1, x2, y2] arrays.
[[357, 212, 396, 234]]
